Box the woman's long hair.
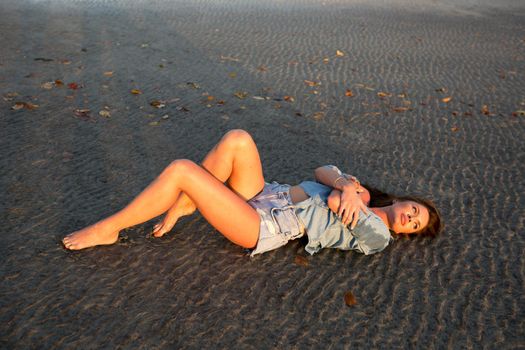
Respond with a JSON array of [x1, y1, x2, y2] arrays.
[[363, 184, 443, 237]]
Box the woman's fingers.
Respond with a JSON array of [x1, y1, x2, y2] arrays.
[[350, 210, 359, 229], [343, 207, 357, 226]]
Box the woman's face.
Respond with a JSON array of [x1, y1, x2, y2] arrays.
[[389, 200, 430, 234]]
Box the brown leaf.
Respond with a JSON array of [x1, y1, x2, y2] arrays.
[[377, 92, 391, 98], [3, 92, 19, 101], [74, 108, 91, 118], [451, 126, 459, 132], [481, 105, 490, 115], [345, 89, 353, 97], [220, 55, 241, 62], [344, 291, 357, 306], [150, 100, 166, 108], [103, 71, 113, 77], [34, 57, 54, 62], [59, 59, 72, 65], [257, 65, 268, 72], [284, 95, 295, 102], [294, 255, 309, 267], [234, 91, 248, 99], [336, 50, 345, 57], [207, 95, 215, 101], [186, 82, 200, 89], [312, 111, 325, 120], [131, 89, 142, 95], [41, 81, 54, 90], [392, 107, 409, 112], [304, 80, 319, 87], [11, 102, 25, 110], [99, 110, 111, 118], [322, 57, 329, 64], [442, 97, 452, 103], [12, 102, 39, 110], [54, 80, 64, 86], [217, 100, 226, 105], [25, 102, 38, 110]]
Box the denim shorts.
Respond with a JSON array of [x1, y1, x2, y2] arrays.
[[247, 182, 305, 257]]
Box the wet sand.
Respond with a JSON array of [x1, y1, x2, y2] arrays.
[[1, 0, 524, 348]]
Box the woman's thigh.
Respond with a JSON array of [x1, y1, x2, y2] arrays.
[[209, 129, 265, 201], [175, 159, 261, 248]]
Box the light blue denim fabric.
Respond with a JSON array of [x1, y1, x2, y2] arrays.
[[295, 180, 393, 256], [247, 182, 305, 257], [247, 166, 392, 257]]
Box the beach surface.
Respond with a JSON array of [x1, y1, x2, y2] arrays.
[[1, 0, 524, 348]]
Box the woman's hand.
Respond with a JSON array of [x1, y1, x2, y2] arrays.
[[331, 185, 368, 229]]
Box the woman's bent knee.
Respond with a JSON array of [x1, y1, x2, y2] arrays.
[[223, 129, 254, 150], [165, 159, 196, 178]]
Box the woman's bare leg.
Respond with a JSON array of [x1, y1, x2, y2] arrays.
[[153, 129, 265, 237], [63, 159, 261, 250]]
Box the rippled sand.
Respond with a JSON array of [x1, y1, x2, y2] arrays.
[[1, 0, 524, 348]]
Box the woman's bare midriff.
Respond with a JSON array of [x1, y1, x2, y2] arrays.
[[290, 185, 309, 204]]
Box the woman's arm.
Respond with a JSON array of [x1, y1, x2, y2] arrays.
[[314, 165, 359, 191], [314, 165, 367, 228]]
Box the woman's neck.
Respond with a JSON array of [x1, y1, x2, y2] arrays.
[[370, 206, 392, 230]]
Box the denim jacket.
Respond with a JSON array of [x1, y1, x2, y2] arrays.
[[294, 178, 393, 256]]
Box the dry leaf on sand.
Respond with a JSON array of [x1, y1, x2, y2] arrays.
[[304, 80, 319, 87], [11, 102, 39, 110], [344, 291, 357, 306], [294, 255, 309, 267], [234, 91, 248, 99]]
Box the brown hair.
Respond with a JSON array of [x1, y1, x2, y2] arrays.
[[363, 184, 443, 237]]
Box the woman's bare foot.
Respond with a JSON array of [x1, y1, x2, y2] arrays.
[[63, 222, 119, 250], [152, 196, 196, 237]]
